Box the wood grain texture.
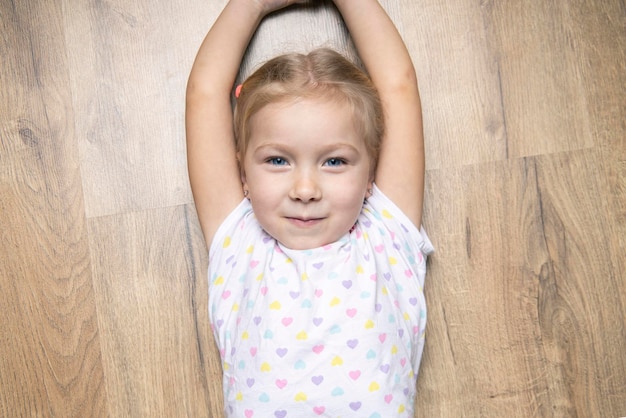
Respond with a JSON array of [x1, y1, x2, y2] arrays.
[[401, 0, 508, 169], [62, 0, 220, 218], [574, 0, 626, 323], [419, 159, 552, 416], [481, 0, 595, 159], [0, 1, 105, 416], [1, 0, 625, 416], [420, 151, 626, 416], [86, 205, 221, 416], [535, 150, 626, 415]]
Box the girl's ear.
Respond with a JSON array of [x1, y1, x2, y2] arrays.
[[366, 177, 375, 198]]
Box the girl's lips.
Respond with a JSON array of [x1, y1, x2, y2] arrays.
[[287, 217, 324, 227]]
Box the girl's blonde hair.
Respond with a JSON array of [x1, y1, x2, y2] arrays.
[[233, 48, 384, 174]]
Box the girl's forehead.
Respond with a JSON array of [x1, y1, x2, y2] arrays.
[[249, 99, 359, 141], [255, 95, 357, 125]]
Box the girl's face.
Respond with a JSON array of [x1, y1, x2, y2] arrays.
[[241, 97, 373, 250]]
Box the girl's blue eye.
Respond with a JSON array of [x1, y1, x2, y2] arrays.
[[325, 158, 345, 167], [268, 157, 288, 166]]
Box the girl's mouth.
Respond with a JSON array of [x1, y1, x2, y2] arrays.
[[287, 217, 324, 227]]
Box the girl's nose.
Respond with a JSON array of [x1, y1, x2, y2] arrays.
[[289, 172, 322, 202]]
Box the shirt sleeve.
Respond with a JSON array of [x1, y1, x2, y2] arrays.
[[364, 184, 434, 286], [208, 198, 254, 262]]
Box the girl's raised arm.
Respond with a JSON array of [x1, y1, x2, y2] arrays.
[[186, 0, 303, 246], [332, 0, 425, 227]]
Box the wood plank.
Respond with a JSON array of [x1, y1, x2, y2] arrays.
[[418, 159, 554, 416], [87, 205, 221, 416], [0, 1, 105, 416], [544, 4, 626, 412], [62, 0, 223, 218], [401, 0, 508, 169], [418, 149, 626, 416], [534, 149, 626, 416], [482, 0, 594, 158], [571, 0, 626, 337]]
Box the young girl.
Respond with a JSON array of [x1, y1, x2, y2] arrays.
[[186, 0, 433, 416]]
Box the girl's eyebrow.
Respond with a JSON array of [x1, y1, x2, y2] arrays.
[[324, 143, 361, 154], [252, 142, 361, 154], [250, 143, 291, 156]]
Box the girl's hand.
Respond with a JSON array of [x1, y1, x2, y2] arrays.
[[251, 0, 309, 16]]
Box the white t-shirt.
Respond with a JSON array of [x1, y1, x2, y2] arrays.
[[209, 185, 434, 417]]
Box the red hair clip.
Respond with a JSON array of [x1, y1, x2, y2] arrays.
[[235, 84, 243, 98]]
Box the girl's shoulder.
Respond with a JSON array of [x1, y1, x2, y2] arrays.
[[361, 184, 434, 256], [208, 198, 259, 259]]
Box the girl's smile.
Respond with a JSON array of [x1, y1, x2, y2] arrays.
[[287, 217, 324, 227], [241, 97, 373, 250]]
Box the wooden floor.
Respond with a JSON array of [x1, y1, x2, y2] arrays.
[[1, 0, 624, 416]]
